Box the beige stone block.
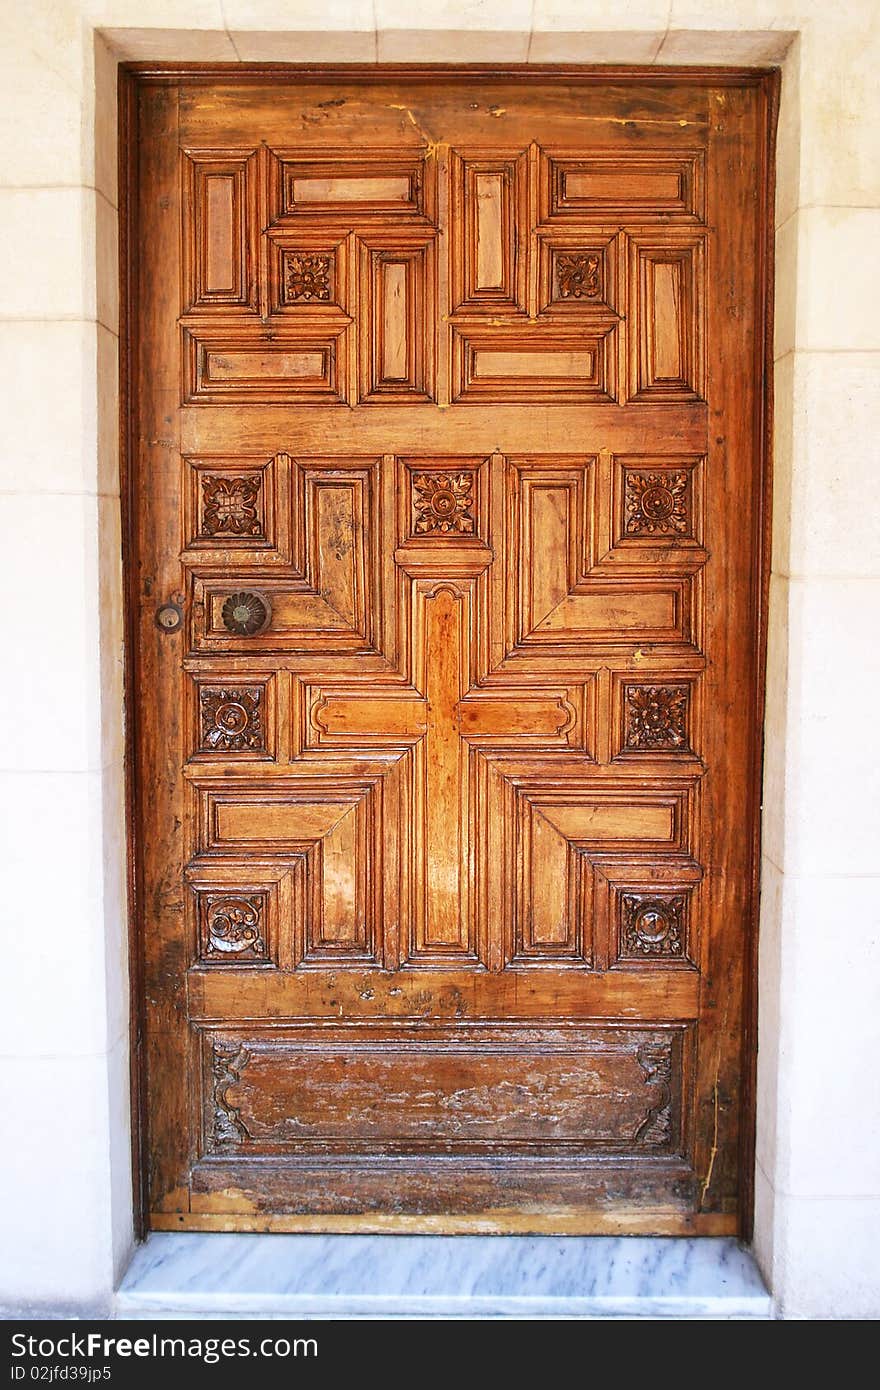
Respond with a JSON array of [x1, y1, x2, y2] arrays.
[[0, 494, 102, 771], [755, 856, 784, 1181], [100, 760, 131, 1052], [223, 0, 375, 30], [773, 213, 797, 362], [773, 1193, 880, 1318], [774, 35, 800, 232], [96, 495, 125, 771], [106, 1034, 135, 1282], [751, 1157, 777, 1296], [770, 348, 794, 577], [0, 321, 99, 493], [657, 29, 796, 64], [97, 324, 120, 497], [782, 576, 880, 875], [667, 0, 806, 28], [0, 770, 111, 1057], [527, 32, 665, 63], [0, 48, 85, 186], [788, 353, 880, 578], [100, 28, 238, 60], [375, 0, 533, 31], [776, 876, 880, 1199], [96, 194, 118, 336], [796, 208, 880, 352], [378, 29, 531, 61], [0, 1054, 115, 1307], [796, 16, 880, 207], [0, 0, 89, 90], [84, 0, 226, 25], [532, 0, 670, 29], [231, 31, 377, 61], [0, 189, 95, 320], [760, 574, 790, 873], [93, 33, 119, 209]]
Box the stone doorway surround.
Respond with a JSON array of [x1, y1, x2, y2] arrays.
[[0, 2, 877, 1322]]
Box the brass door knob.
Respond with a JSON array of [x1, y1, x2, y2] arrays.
[[221, 591, 272, 636]]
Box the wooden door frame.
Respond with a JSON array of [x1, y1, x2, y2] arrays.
[[118, 62, 778, 1240]]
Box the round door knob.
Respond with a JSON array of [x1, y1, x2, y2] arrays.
[[221, 591, 272, 636]]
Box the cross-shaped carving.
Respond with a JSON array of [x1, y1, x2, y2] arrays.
[[308, 581, 580, 962]]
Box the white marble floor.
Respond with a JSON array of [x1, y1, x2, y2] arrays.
[[117, 1234, 772, 1319]]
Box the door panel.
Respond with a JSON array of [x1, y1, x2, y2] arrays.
[[125, 69, 774, 1232]]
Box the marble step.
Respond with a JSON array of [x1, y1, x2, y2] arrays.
[[116, 1234, 773, 1319]]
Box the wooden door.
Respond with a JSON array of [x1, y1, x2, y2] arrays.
[[124, 67, 775, 1234]]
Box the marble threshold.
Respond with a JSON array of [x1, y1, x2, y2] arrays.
[[116, 1234, 773, 1319]]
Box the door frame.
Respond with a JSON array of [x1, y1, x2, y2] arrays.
[[118, 61, 778, 1240]]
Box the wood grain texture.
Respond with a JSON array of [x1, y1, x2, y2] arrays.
[[122, 67, 775, 1233]]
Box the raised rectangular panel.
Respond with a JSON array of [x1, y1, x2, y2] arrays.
[[213, 350, 323, 381], [541, 802, 675, 842], [214, 350, 322, 380], [478, 349, 593, 378], [297, 176, 411, 205], [183, 150, 256, 311], [305, 474, 367, 629], [272, 151, 432, 223], [526, 481, 576, 625], [541, 151, 705, 222], [215, 798, 352, 847], [533, 585, 686, 642], [511, 782, 693, 856], [205, 179, 234, 289], [184, 326, 347, 403], [457, 689, 582, 747], [450, 152, 528, 312], [358, 238, 435, 401], [628, 235, 706, 402], [476, 174, 504, 289], [304, 798, 377, 965], [453, 327, 615, 402], [202, 1023, 687, 1155], [569, 170, 681, 203], [515, 799, 591, 966], [508, 458, 592, 639], [309, 692, 427, 748], [408, 587, 473, 963], [654, 264, 684, 378], [382, 263, 407, 377]]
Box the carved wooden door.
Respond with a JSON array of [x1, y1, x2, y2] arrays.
[[126, 68, 774, 1233]]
